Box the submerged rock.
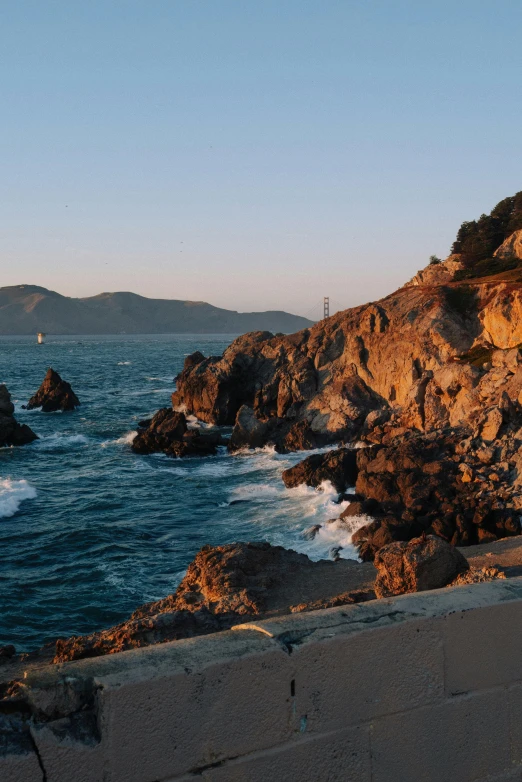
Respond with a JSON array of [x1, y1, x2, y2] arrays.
[[132, 408, 226, 457], [282, 447, 358, 492], [26, 368, 80, 412], [374, 534, 469, 598], [0, 385, 37, 447]]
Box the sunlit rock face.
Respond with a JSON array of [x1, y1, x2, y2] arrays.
[[494, 228, 522, 262], [407, 254, 464, 287], [172, 245, 522, 452]]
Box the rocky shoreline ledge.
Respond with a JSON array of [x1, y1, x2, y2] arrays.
[[0, 534, 518, 699]]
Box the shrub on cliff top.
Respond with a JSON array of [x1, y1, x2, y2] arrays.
[[453, 191, 522, 280]]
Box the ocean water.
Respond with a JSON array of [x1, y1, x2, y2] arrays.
[[0, 335, 362, 651]]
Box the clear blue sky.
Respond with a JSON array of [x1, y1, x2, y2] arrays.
[[2, 1, 522, 317]]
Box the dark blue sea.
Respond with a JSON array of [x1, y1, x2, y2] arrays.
[[0, 335, 358, 651]]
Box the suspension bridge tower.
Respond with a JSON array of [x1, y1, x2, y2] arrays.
[[323, 297, 330, 319]]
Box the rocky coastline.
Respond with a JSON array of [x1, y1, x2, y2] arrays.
[[163, 231, 522, 561], [4, 206, 522, 703]]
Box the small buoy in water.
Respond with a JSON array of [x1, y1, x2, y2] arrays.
[[37, 332, 46, 345]]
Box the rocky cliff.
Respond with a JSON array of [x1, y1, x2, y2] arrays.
[[172, 235, 522, 452], [169, 223, 522, 555]]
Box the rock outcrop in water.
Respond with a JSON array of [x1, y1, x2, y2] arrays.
[[26, 368, 80, 412], [0, 385, 37, 447], [132, 408, 227, 457], [170, 197, 522, 455]]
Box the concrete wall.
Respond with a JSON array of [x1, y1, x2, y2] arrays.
[[3, 577, 522, 782]]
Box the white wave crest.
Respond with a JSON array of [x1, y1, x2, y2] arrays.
[[117, 361, 132, 365], [35, 434, 89, 449], [13, 403, 39, 415], [229, 482, 284, 501], [0, 478, 37, 518], [190, 460, 233, 478], [185, 414, 213, 430], [101, 431, 137, 447], [299, 514, 372, 560]]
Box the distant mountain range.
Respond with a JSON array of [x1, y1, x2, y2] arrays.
[[0, 285, 314, 335]]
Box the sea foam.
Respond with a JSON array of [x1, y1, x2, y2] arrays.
[[101, 431, 137, 447], [35, 434, 89, 450], [299, 514, 372, 561], [0, 479, 37, 518]]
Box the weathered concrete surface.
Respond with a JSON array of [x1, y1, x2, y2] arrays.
[[4, 577, 522, 781]]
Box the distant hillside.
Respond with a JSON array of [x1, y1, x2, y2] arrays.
[[0, 285, 314, 335]]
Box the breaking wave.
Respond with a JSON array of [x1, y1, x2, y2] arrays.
[[34, 434, 89, 450], [0, 479, 37, 518], [298, 514, 372, 561], [101, 431, 137, 447]]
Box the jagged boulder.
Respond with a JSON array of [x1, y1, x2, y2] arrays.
[[374, 535, 469, 598], [282, 447, 358, 492], [172, 331, 276, 425], [171, 541, 315, 616], [132, 408, 226, 457], [26, 368, 80, 412], [0, 385, 37, 447], [406, 254, 464, 287]]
